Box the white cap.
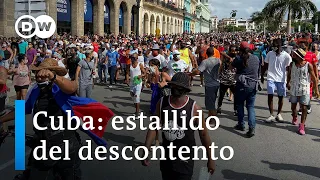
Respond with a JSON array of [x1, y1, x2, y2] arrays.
[[186, 42, 191, 45], [172, 50, 180, 56]]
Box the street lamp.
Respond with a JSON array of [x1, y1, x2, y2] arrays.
[[136, 0, 141, 38], [200, 15, 203, 33], [209, 19, 212, 33]]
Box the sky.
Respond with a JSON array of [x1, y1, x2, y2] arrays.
[[208, 0, 320, 19]]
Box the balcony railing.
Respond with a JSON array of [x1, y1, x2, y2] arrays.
[[144, 0, 183, 13], [184, 11, 197, 19]]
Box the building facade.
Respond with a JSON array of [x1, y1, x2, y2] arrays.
[[210, 15, 218, 32], [0, 0, 185, 37], [142, 0, 184, 35], [197, 0, 210, 33]]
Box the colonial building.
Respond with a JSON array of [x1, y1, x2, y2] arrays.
[[0, 0, 186, 37], [196, 0, 210, 33], [210, 15, 218, 32]]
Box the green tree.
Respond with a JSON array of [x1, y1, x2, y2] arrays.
[[262, 0, 317, 34], [251, 10, 282, 33], [312, 11, 320, 25]]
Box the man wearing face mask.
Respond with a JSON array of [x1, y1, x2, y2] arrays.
[[167, 50, 188, 78], [106, 44, 120, 88], [76, 50, 95, 98], [148, 44, 167, 70], [142, 72, 215, 179], [0, 58, 113, 179], [263, 38, 292, 123], [66, 47, 80, 80], [97, 44, 108, 84]]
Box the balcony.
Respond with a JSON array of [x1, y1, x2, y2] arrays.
[[144, 0, 184, 13]]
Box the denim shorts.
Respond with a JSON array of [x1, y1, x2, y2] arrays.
[[205, 86, 219, 111], [130, 85, 142, 103], [267, 80, 286, 97], [289, 95, 310, 106]]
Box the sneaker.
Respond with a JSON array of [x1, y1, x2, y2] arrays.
[[234, 124, 245, 131], [246, 128, 255, 138], [199, 84, 203, 87], [109, 85, 113, 88], [265, 115, 275, 123], [275, 114, 284, 123], [298, 123, 306, 135], [307, 107, 312, 114], [292, 116, 298, 125], [298, 109, 302, 115], [217, 107, 222, 114]]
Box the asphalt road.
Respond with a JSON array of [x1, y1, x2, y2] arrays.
[[0, 78, 319, 180]]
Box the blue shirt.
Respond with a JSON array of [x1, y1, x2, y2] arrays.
[[77, 51, 86, 60], [18, 41, 28, 54], [107, 51, 119, 66], [0, 50, 4, 60]]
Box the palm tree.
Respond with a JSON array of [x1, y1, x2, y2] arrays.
[[262, 0, 317, 34], [230, 10, 237, 18], [251, 10, 283, 33]]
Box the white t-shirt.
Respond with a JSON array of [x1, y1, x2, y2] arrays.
[[265, 51, 292, 82], [167, 60, 188, 77], [138, 55, 144, 67], [57, 60, 70, 79], [148, 54, 167, 69]]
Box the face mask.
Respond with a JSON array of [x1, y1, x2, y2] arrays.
[[255, 46, 259, 49], [29, 45, 32, 48], [171, 87, 185, 98], [39, 45, 43, 48], [24, 59, 28, 64], [272, 47, 278, 51], [37, 81, 51, 89], [232, 41, 236, 45], [150, 66, 156, 74], [121, 47, 124, 50], [111, 48, 115, 51]]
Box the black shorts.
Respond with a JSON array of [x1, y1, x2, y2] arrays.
[[161, 170, 192, 180], [14, 85, 29, 92]]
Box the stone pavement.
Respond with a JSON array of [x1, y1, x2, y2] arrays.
[[0, 77, 319, 180]]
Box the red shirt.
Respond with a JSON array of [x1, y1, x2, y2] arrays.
[[304, 51, 317, 65], [92, 42, 99, 53]]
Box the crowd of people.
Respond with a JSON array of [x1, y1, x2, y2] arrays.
[[0, 32, 319, 179]]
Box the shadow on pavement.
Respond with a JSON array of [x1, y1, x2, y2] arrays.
[[219, 125, 247, 138], [262, 160, 320, 178], [111, 96, 149, 103], [312, 139, 320, 142], [103, 100, 151, 116], [221, 169, 277, 180], [104, 132, 144, 148]]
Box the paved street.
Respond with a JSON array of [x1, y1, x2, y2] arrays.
[[0, 77, 320, 180]]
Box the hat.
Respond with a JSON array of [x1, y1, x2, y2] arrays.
[[293, 48, 306, 60], [186, 42, 191, 45], [168, 72, 191, 91], [172, 50, 180, 56], [240, 41, 250, 49], [30, 58, 68, 76], [152, 44, 160, 50]]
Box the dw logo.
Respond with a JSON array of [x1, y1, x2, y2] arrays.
[[15, 15, 56, 39]]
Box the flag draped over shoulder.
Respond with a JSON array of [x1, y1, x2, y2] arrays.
[[25, 84, 114, 146]]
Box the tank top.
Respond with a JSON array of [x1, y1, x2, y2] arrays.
[[4, 49, 11, 60], [179, 48, 190, 65], [13, 65, 30, 86], [290, 62, 310, 96], [160, 96, 196, 175], [130, 62, 142, 86]]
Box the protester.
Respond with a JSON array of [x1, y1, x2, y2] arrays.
[[142, 72, 215, 179], [76, 50, 95, 98], [190, 47, 221, 121], [231, 42, 260, 138], [287, 48, 319, 135], [263, 38, 292, 123], [9, 54, 30, 100]]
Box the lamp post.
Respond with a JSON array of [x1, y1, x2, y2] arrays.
[[136, 0, 141, 38], [315, 15, 318, 34], [209, 19, 212, 33], [200, 15, 203, 33]]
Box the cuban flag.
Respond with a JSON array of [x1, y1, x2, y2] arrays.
[[25, 84, 114, 146]]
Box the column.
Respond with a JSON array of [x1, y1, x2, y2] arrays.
[[0, 0, 15, 37], [46, 0, 57, 31], [72, 0, 84, 36], [124, 5, 132, 35], [110, 3, 119, 35], [93, 0, 104, 36]]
